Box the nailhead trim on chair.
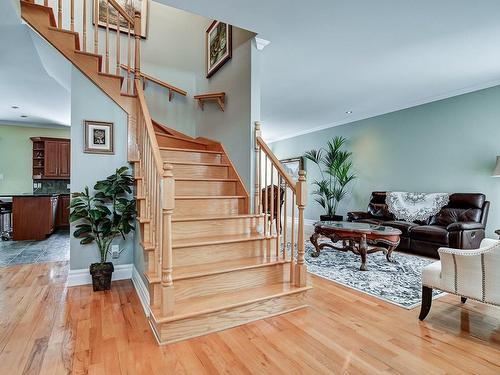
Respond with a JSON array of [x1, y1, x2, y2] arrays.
[[452, 254, 458, 294], [481, 253, 486, 303]]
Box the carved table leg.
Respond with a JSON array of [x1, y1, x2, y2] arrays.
[[386, 245, 397, 263], [359, 234, 368, 271], [310, 232, 321, 257]]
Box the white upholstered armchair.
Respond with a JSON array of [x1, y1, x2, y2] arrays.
[[419, 238, 500, 320]]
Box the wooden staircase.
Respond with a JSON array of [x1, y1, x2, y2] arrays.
[[21, 0, 311, 345], [134, 120, 311, 344]]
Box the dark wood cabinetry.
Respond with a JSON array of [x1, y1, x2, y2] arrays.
[[55, 195, 70, 229], [31, 137, 71, 179]]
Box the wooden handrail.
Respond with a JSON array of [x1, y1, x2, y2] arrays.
[[254, 121, 307, 287], [107, 0, 134, 25], [135, 80, 164, 176], [256, 136, 296, 192], [121, 65, 187, 99]]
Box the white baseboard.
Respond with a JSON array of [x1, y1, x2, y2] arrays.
[[67, 263, 133, 287], [132, 265, 151, 317]]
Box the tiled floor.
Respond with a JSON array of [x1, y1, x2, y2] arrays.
[[0, 231, 70, 267]]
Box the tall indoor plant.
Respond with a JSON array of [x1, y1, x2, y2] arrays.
[[70, 166, 136, 291], [304, 136, 356, 221]]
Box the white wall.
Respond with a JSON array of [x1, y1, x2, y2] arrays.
[[70, 66, 133, 269]]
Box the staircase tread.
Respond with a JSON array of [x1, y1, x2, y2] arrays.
[[172, 214, 262, 222], [151, 283, 311, 323], [172, 233, 275, 248], [146, 256, 286, 284], [21, 2, 57, 27], [47, 26, 80, 49], [175, 195, 247, 199], [160, 147, 223, 154], [155, 132, 208, 145], [98, 71, 125, 83], [168, 160, 230, 166]]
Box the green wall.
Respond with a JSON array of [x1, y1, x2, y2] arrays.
[[0, 125, 70, 195], [270, 85, 500, 238]]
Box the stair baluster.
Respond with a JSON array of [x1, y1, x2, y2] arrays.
[[254, 122, 308, 286]]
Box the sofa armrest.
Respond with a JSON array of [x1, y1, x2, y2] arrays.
[[446, 222, 484, 231], [347, 211, 371, 221]]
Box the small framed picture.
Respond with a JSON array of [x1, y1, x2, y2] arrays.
[[280, 157, 305, 182], [206, 20, 232, 78], [84, 120, 114, 154]]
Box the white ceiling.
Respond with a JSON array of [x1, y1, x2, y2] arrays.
[[0, 0, 71, 128], [154, 0, 500, 141]]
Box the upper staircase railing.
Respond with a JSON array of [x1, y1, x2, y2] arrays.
[[28, 0, 141, 95], [254, 122, 307, 287]]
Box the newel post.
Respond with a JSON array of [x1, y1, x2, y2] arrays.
[[254, 121, 262, 215], [161, 164, 175, 316], [133, 11, 141, 82], [295, 170, 307, 287]]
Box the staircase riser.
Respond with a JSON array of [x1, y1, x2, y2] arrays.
[[174, 198, 245, 218], [174, 263, 289, 302], [172, 239, 277, 267], [151, 292, 308, 344], [161, 150, 221, 163], [175, 180, 237, 196], [157, 136, 208, 150], [172, 216, 262, 241], [172, 164, 228, 179]]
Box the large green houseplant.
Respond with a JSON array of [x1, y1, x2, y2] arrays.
[[70, 166, 136, 291], [304, 136, 356, 221]]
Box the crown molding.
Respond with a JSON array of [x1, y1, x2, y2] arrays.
[[255, 37, 271, 51]]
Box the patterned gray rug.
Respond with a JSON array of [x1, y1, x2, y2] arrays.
[[303, 241, 445, 309]]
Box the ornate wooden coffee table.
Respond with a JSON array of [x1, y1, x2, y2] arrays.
[[310, 221, 402, 271]]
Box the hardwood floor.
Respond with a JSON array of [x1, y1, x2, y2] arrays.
[[0, 261, 499, 374]]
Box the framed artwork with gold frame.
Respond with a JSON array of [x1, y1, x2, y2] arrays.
[[94, 0, 149, 38], [84, 120, 114, 154], [206, 20, 232, 78]]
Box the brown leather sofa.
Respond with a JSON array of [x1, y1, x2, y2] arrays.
[[347, 192, 490, 258]]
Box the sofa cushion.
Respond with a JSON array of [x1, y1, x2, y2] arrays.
[[382, 220, 418, 236], [429, 193, 485, 227], [410, 225, 449, 244], [367, 192, 395, 220]]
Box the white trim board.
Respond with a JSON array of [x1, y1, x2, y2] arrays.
[[66, 263, 133, 287], [132, 265, 151, 317]]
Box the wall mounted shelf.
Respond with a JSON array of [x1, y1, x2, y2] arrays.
[[193, 92, 225, 112]]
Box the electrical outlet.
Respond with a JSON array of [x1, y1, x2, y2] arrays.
[[111, 245, 120, 259]]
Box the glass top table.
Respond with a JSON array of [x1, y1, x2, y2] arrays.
[[310, 221, 402, 271], [315, 221, 402, 235]]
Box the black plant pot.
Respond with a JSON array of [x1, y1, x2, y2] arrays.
[[320, 214, 343, 222], [89, 262, 114, 291]]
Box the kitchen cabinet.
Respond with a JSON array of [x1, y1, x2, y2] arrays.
[[12, 195, 58, 240], [55, 194, 70, 229], [31, 137, 71, 179]]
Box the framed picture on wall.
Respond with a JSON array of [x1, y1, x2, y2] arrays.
[[84, 120, 114, 154], [280, 157, 305, 182], [95, 0, 149, 38], [206, 20, 232, 78]]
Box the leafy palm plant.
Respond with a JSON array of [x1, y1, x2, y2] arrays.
[[69, 166, 136, 264], [304, 136, 356, 217]]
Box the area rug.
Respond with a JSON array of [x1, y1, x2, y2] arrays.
[[301, 241, 446, 309]]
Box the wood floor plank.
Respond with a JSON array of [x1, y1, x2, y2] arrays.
[[0, 261, 498, 374]]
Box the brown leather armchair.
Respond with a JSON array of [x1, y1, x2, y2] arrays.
[[348, 192, 490, 258]]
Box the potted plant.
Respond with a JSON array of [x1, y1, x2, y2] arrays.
[[304, 136, 356, 221], [69, 166, 136, 291]]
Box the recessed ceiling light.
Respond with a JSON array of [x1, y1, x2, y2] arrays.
[[346, 110, 353, 114], [20, 115, 28, 118], [11, 106, 19, 109]]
